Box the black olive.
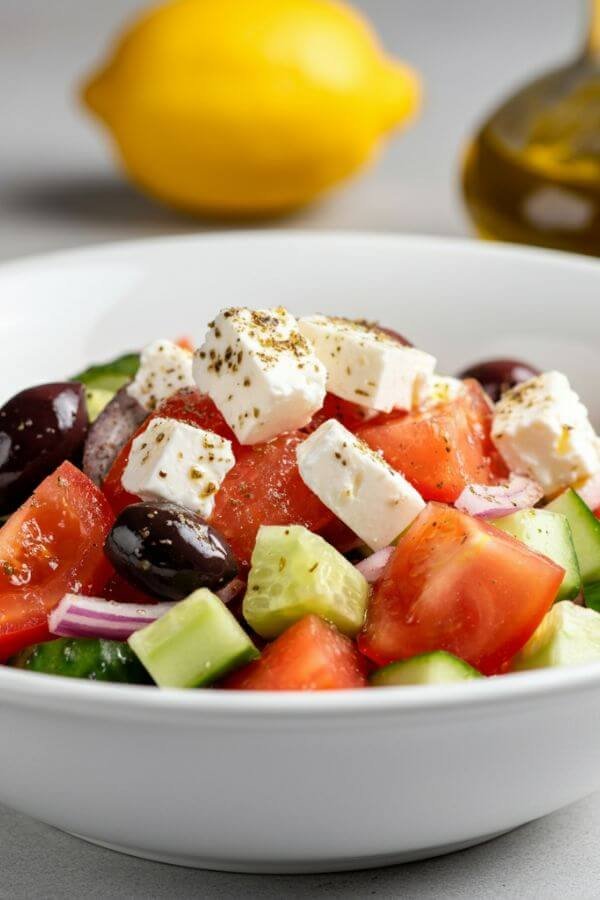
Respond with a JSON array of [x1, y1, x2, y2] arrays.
[[0, 382, 88, 513], [457, 359, 540, 403], [83, 386, 147, 486], [105, 501, 238, 601]]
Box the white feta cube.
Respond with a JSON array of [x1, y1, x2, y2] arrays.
[[193, 307, 327, 444], [121, 416, 235, 516], [298, 315, 436, 413], [418, 375, 464, 411], [296, 418, 426, 550], [492, 371, 600, 497], [127, 339, 195, 411]]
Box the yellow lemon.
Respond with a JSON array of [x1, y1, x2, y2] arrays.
[[82, 0, 420, 217]]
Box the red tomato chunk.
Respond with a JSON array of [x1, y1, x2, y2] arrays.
[[358, 503, 564, 675], [357, 380, 507, 503], [224, 615, 367, 690], [0, 462, 113, 659]]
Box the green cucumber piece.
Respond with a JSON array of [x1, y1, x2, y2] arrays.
[[10, 638, 151, 684], [370, 651, 482, 687], [493, 508, 580, 601], [85, 387, 115, 422], [72, 352, 140, 392], [243, 525, 369, 639], [546, 489, 600, 607], [512, 601, 600, 670], [128, 589, 259, 688]]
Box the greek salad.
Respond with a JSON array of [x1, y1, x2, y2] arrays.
[[3, 308, 600, 690]]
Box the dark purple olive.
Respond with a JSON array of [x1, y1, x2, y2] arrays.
[[83, 387, 147, 486], [457, 358, 540, 403], [105, 501, 238, 601], [0, 382, 87, 513]]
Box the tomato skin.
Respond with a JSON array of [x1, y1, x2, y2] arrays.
[[210, 433, 334, 567], [358, 503, 564, 675], [303, 393, 378, 435], [224, 615, 367, 690], [103, 388, 335, 567], [0, 461, 114, 659], [357, 380, 507, 503]]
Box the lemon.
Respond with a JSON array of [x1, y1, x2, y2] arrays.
[[82, 0, 420, 217]]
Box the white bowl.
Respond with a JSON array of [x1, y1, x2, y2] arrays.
[[0, 233, 599, 873]]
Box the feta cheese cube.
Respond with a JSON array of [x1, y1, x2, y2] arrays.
[[127, 339, 195, 411], [418, 375, 464, 411], [193, 307, 327, 444], [296, 418, 426, 550], [298, 315, 436, 412], [492, 371, 600, 497], [121, 416, 235, 516]]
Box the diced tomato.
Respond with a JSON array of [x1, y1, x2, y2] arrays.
[[304, 392, 379, 435], [102, 388, 335, 566], [357, 380, 507, 503], [211, 433, 334, 567], [175, 336, 194, 352], [100, 572, 157, 606], [358, 503, 564, 675], [224, 615, 367, 690], [103, 388, 235, 514], [0, 462, 114, 659]]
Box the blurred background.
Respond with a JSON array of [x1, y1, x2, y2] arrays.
[[0, 0, 589, 261]]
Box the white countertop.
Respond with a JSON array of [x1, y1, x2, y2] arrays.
[[1, 1, 600, 896]]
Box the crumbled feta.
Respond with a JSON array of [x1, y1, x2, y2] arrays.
[[418, 375, 464, 410], [127, 339, 195, 411], [492, 371, 600, 497], [193, 306, 327, 444], [296, 418, 425, 550], [121, 416, 235, 516], [298, 315, 436, 412]]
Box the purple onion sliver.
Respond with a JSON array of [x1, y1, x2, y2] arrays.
[[355, 546, 394, 584]]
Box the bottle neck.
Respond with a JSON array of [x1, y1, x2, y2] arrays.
[[586, 0, 600, 57]]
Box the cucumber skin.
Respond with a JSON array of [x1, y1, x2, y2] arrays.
[[72, 352, 140, 392], [370, 651, 482, 687], [10, 638, 152, 684], [493, 508, 581, 602], [546, 489, 600, 587]]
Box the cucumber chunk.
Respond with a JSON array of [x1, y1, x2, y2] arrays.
[[128, 589, 259, 688], [85, 387, 115, 422], [493, 508, 580, 601], [72, 352, 140, 392], [370, 651, 482, 687], [512, 601, 600, 670], [546, 489, 600, 607], [10, 638, 151, 684], [243, 525, 369, 639]]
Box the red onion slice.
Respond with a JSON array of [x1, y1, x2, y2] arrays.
[[49, 594, 175, 641], [576, 472, 600, 512], [455, 474, 544, 520], [355, 546, 394, 584]]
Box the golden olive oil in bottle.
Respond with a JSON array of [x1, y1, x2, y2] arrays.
[[462, 1, 600, 256]]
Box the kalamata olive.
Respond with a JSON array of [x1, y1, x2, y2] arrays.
[[0, 382, 87, 513], [105, 501, 238, 601], [83, 386, 147, 486], [457, 359, 540, 403]]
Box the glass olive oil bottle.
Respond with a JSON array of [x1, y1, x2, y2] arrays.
[[462, 2, 600, 256]]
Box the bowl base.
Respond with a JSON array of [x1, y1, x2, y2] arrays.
[[66, 828, 514, 873]]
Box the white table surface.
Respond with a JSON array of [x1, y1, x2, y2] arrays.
[[1, 1, 600, 897]]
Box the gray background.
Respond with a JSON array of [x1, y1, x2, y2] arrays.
[[1, 1, 599, 897]]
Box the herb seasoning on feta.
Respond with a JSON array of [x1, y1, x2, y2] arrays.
[[193, 307, 326, 444], [121, 417, 235, 516]]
